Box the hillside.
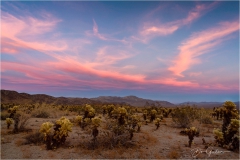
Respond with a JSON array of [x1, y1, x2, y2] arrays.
[[0, 90, 96, 105], [91, 95, 175, 107], [1, 90, 175, 107]]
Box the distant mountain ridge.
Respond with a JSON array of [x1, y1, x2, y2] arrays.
[[90, 95, 175, 107], [0, 90, 175, 107], [1, 89, 95, 105], [1, 89, 239, 108]]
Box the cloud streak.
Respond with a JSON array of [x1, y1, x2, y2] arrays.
[[168, 20, 239, 77], [138, 3, 216, 42], [1, 11, 67, 54]]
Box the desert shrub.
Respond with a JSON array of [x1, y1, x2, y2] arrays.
[[31, 108, 50, 118], [200, 116, 213, 124], [24, 131, 44, 145], [18, 112, 31, 131], [172, 106, 197, 128]]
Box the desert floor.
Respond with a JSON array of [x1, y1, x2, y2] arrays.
[[1, 115, 239, 159]]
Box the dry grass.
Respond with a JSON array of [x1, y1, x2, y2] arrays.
[[168, 149, 180, 159], [15, 139, 24, 146]]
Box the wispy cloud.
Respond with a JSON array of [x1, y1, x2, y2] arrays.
[[168, 20, 239, 77], [137, 3, 216, 42], [1, 11, 67, 53]]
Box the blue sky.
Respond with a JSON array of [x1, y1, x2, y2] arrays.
[[1, 1, 239, 103]]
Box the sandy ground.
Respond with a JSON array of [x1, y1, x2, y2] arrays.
[[1, 116, 239, 159]]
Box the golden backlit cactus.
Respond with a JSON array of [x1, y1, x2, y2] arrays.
[[8, 106, 18, 118], [154, 118, 161, 129], [75, 115, 83, 127], [150, 109, 157, 122], [143, 110, 147, 120], [54, 117, 73, 141], [5, 118, 14, 129], [137, 122, 142, 132], [185, 127, 198, 148], [84, 104, 95, 119], [213, 128, 224, 146], [221, 101, 239, 150], [91, 117, 101, 127], [118, 107, 127, 116], [40, 122, 54, 141]]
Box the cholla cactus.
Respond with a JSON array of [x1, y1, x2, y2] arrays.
[[39, 122, 54, 150], [117, 107, 127, 126], [130, 114, 140, 129], [137, 122, 142, 132], [222, 101, 239, 144], [52, 117, 73, 147], [92, 117, 101, 127], [118, 107, 127, 116], [91, 117, 101, 139], [143, 110, 147, 120], [150, 109, 157, 122], [213, 128, 224, 146], [102, 105, 107, 115], [154, 118, 161, 130], [84, 104, 95, 119], [5, 118, 14, 129], [40, 122, 53, 140], [185, 127, 198, 147], [8, 106, 18, 118], [107, 104, 114, 117], [226, 119, 239, 151], [75, 115, 83, 127]]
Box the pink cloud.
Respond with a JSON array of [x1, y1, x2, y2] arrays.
[[168, 20, 239, 77], [138, 3, 216, 42], [1, 11, 67, 53], [87, 19, 128, 44]]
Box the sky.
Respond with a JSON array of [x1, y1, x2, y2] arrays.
[[1, 1, 239, 103]]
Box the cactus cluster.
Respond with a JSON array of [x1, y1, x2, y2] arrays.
[[213, 101, 239, 151], [84, 104, 95, 119], [53, 117, 73, 145], [39, 117, 73, 150]]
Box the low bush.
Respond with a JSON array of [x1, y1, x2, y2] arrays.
[[31, 109, 50, 118], [200, 116, 213, 124], [24, 131, 44, 145], [172, 106, 197, 128]]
